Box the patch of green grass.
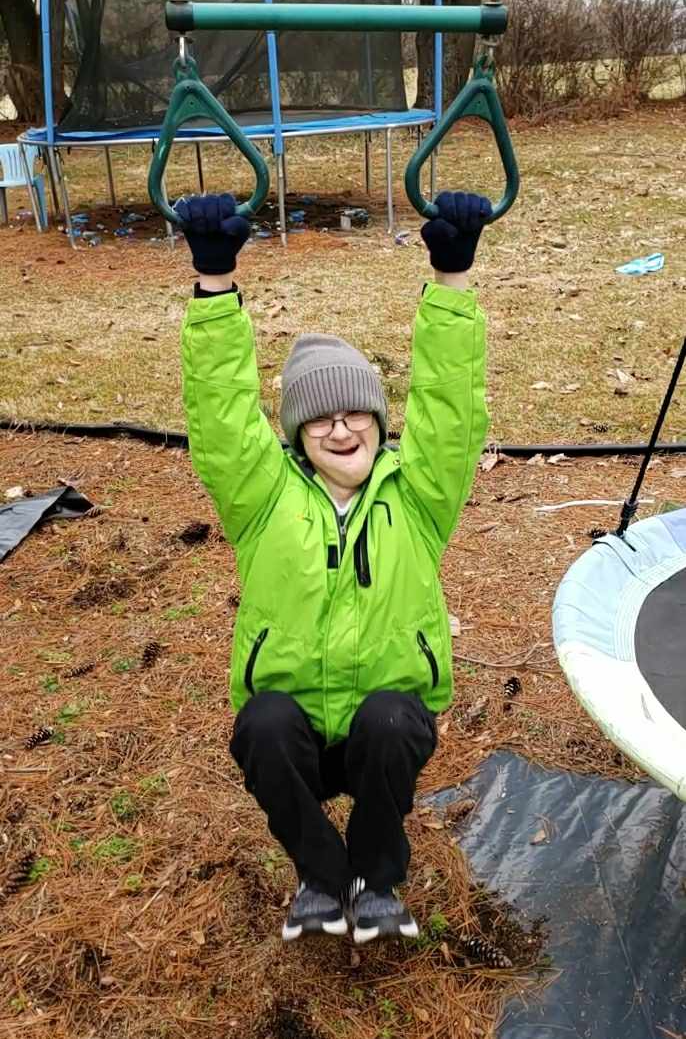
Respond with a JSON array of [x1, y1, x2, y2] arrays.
[[36, 649, 73, 664], [111, 656, 137, 673], [92, 835, 139, 865], [28, 857, 53, 883], [123, 873, 144, 894], [138, 772, 169, 797], [162, 603, 201, 621], [257, 848, 290, 875], [110, 790, 139, 822], [41, 674, 59, 694], [55, 701, 85, 725]]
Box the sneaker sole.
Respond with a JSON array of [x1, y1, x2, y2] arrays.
[[353, 918, 419, 945], [282, 915, 348, 942]]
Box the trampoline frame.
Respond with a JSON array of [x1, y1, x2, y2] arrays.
[[21, 0, 448, 245]]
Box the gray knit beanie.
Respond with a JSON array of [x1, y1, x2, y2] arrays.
[[280, 333, 388, 449]]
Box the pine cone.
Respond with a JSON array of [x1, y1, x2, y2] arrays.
[[24, 726, 54, 750], [591, 422, 609, 433], [84, 505, 105, 518], [178, 521, 211, 545], [387, 430, 401, 441], [64, 661, 96, 679], [1, 853, 35, 899], [464, 935, 513, 969], [504, 676, 522, 699], [588, 527, 607, 540], [141, 640, 162, 670]]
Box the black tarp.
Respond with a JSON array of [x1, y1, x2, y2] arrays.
[[430, 752, 686, 1038], [0, 486, 94, 561]]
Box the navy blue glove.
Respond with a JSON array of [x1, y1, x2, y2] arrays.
[[420, 191, 493, 273], [174, 193, 251, 275]]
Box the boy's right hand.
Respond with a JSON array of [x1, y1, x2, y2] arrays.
[[421, 191, 492, 273], [174, 193, 251, 275]]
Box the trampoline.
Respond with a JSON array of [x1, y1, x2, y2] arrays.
[[19, 0, 448, 240], [554, 337, 686, 799]]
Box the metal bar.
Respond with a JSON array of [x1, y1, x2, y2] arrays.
[[104, 146, 117, 206], [434, 2, 443, 116], [167, 3, 508, 34], [42, 146, 60, 216], [195, 142, 205, 191], [364, 132, 371, 194], [160, 173, 175, 246], [430, 145, 437, 200], [385, 126, 393, 234], [54, 149, 76, 248], [277, 152, 287, 246], [17, 141, 43, 232], [41, 0, 55, 145]]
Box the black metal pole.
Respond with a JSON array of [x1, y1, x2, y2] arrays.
[[616, 336, 686, 538]]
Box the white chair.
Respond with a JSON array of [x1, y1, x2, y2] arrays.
[[0, 144, 48, 230]]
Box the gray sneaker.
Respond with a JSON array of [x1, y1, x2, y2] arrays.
[[348, 878, 419, 945], [281, 882, 348, 941]]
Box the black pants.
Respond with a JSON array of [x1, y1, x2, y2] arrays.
[[230, 690, 437, 896]]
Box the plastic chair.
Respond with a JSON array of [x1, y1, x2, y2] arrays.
[[0, 144, 48, 230]]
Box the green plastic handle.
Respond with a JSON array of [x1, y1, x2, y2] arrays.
[[405, 57, 519, 224], [148, 56, 270, 225]]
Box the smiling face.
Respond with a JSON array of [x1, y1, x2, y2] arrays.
[[301, 412, 380, 504]]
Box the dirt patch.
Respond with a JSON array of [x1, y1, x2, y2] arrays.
[[252, 1002, 325, 1039]]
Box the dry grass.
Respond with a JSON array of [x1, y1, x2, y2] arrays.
[[1, 103, 686, 447], [2, 102, 686, 1038]]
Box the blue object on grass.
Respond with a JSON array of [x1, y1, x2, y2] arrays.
[[616, 253, 665, 275]]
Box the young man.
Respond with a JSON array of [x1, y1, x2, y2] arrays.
[[176, 190, 491, 944]]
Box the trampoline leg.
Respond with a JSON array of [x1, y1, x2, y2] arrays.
[[385, 127, 393, 234], [364, 132, 371, 194], [44, 146, 60, 219], [195, 143, 205, 193], [104, 147, 117, 207], [54, 148, 76, 249], [18, 141, 43, 232], [277, 151, 287, 247]]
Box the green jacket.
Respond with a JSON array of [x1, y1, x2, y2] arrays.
[[181, 282, 488, 745]]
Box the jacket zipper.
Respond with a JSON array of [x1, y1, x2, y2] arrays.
[[353, 516, 371, 587], [245, 628, 269, 695], [417, 630, 439, 689]]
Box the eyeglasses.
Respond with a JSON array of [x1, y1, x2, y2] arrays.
[[302, 412, 374, 438]]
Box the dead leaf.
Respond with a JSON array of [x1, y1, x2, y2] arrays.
[[267, 301, 287, 318], [526, 454, 545, 466], [480, 452, 502, 472], [475, 522, 498, 533], [439, 941, 451, 963], [422, 818, 445, 831], [449, 614, 461, 637], [530, 828, 548, 845], [4, 485, 25, 501], [615, 368, 632, 384], [99, 973, 116, 988], [190, 929, 205, 946], [438, 718, 450, 736], [446, 798, 477, 823], [547, 453, 568, 465], [350, 949, 361, 968], [670, 469, 686, 479], [531, 381, 552, 391], [560, 383, 580, 394], [415, 1009, 430, 1024], [614, 385, 630, 397]]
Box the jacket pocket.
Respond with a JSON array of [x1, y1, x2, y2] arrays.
[[245, 628, 269, 695], [417, 630, 439, 689]]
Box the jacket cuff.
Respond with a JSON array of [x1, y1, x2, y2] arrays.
[[186, 289, 244, 324]]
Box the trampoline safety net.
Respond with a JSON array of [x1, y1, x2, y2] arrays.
[[58, 0, 410, 133]]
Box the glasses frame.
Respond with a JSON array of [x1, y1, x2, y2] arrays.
[[302, 412, 375, 439]]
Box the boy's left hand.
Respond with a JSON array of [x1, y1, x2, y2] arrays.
[[421, 192, 493, 273], [174, 193, 251, 275]]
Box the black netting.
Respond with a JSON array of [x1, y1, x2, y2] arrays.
[[58, 0, 408, 133]]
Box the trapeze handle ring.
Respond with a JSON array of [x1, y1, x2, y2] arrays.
[[404, 60, 519, 224], [148, 57, 270, 225]]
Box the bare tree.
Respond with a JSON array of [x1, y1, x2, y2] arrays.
[[0, 0, 65, 123], [597, 0, 682, 96]]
